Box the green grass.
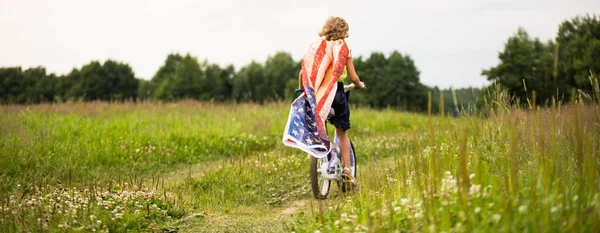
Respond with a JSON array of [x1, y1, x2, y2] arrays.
[[290, 99, 600, 232], [0, 98, 599, 232]]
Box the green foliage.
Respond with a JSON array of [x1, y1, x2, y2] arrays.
[[1, 100, 599, 232], [1, 50, 430, 111], [0, 67, 58, 104], [232, 61, 266, 102], [233, 51, 299, 103], [352, 51, 429, 110], [64, 60, 139, 101], [483, 14, 600, 104], [557, 14, 600, 95], [151, 53, 234, 101], [431, 87, 481, 116], [291, 101, 600, 233], [482, 28, 555, 104]]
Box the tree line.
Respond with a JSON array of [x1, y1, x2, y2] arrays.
[[482, 14, 600, 105], [0, 49, 438, 111], [2, 14, 596, 111]]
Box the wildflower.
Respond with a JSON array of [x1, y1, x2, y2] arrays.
[[414, 212, 423, 219], [518, 205, 527, 214], [428, 224, 436, 232], [469, 184, 482, 196], [474, 207, 481, 213], [492, 214, 501, 223], [401, 198, 409, 206]]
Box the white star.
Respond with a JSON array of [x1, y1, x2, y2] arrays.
[[292, 130, 299, 136], [306, 138, 313, 144]]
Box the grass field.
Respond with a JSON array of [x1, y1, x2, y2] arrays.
[[0, 97, 599, 232]]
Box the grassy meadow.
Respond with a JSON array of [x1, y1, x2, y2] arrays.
[[0, 96, 599, 232]]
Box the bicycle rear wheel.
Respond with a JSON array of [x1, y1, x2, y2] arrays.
[[310, 156, 331, 199]]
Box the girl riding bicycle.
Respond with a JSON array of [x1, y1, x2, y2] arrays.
[[298, 16, 365, 187]]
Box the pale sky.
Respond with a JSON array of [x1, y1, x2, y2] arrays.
[[1, 0, 598, 88]]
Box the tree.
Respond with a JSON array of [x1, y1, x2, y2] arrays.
[[557, 14, 600, 97], [152, 53, 233, 101], [482, 28, 555, 105], [153, 54, 203, 100], [0, 66, 58, 104], [263, 51, 300, 100], [63, 60, 138, 101], [352, 51, 428, 110], [0, 67, 25, 103], [232, 61, 265, 103], [482, 15, 600, 104]]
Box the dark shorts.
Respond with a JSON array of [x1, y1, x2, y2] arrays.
[[328, 82, 350, 131]]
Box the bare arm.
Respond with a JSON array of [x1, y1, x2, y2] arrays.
[[346, 57, 365, 89], [298, 70, 303, 90]]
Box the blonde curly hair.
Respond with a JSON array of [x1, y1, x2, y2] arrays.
[[319, 16, 349, 41]]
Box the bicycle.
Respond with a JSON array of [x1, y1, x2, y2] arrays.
[[299, 83, 359, 199]]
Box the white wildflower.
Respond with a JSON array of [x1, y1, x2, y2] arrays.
[[492, 214, 501, 222], [518, 205, 527, 214]]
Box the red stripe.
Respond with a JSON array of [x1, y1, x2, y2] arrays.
[[309, 40, 327, 86], [316, 43, 349, 112]]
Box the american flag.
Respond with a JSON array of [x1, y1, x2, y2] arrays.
[[282, 86, 331, 158], [282, 38, 349, 159]]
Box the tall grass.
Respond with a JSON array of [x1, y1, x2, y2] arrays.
[[1, 79, 599, 232], [291, 83, 600, 232]]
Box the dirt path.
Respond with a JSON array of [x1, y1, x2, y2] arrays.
[[159, 155, 398, 232], [172, 199, 309, 233]]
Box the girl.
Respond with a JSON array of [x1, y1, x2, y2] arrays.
[[299, 16, 365, 186]]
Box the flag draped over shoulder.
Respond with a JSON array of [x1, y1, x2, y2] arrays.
[[282, 38, 349, 158]]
